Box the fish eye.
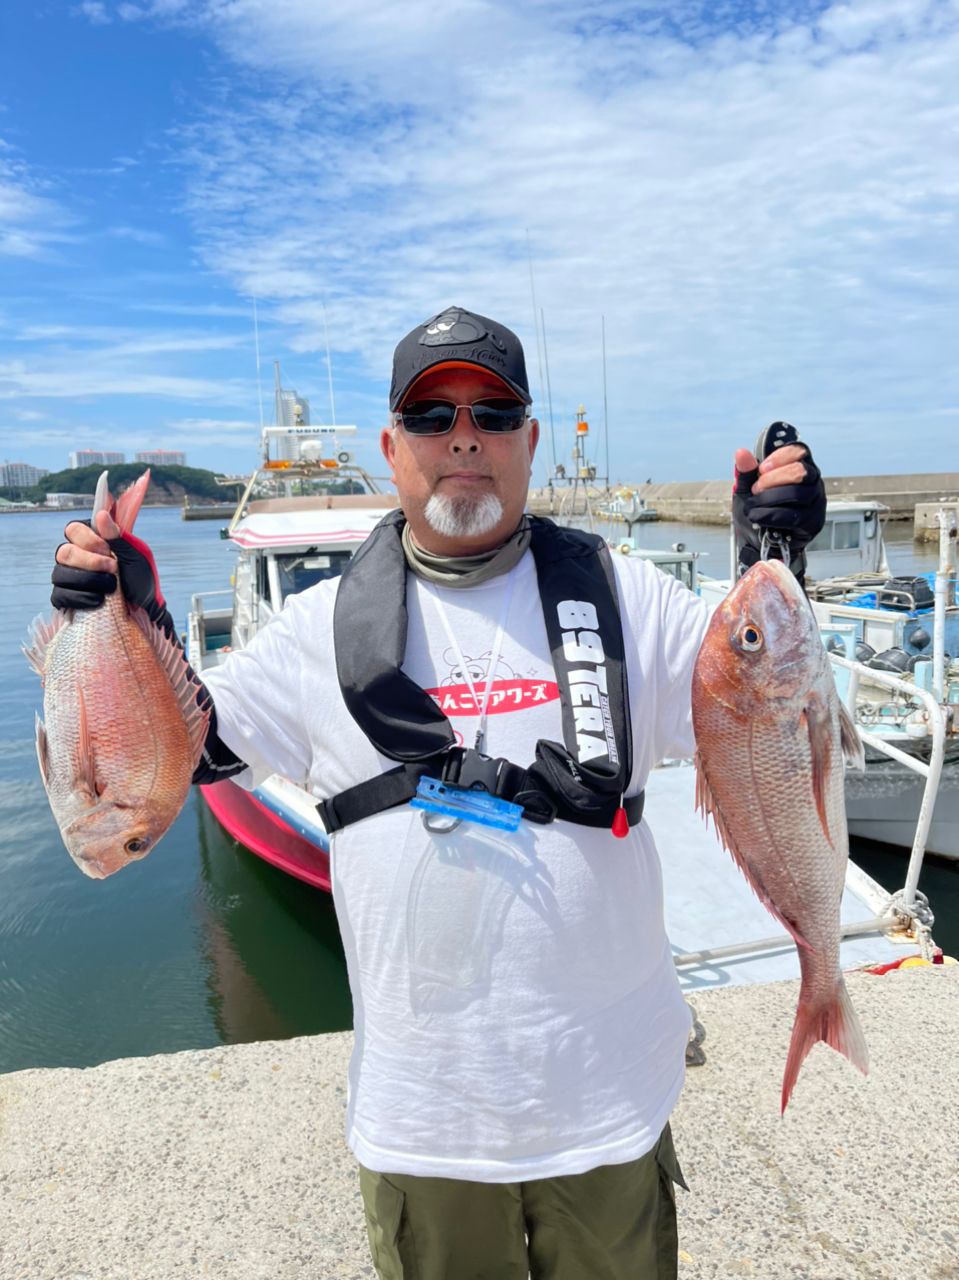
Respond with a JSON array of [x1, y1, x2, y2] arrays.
[[124, 837, 148, 855], [739, 624, 764, 651]]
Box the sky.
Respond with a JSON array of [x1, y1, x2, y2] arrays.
[[0, 0, 956, 486]]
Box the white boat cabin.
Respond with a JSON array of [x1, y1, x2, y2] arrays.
[[805, 500, 890, 579]]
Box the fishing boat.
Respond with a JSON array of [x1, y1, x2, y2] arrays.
[[808, 507, 959, 859], [186, 422, 397, 891], [595, 489, 659, 530]]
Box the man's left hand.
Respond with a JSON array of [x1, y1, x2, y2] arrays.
[[732, 424, 827, 580]]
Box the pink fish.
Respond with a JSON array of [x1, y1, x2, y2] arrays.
[[691, 559, 868, 1111], [24, 471, 209, 878]]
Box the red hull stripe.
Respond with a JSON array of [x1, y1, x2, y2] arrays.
[[231, 529, 373, 547], [201, 780, 331, 893]]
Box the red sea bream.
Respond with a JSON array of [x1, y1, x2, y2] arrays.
[[691, 558, 869, 1111], [24, 472, 209, 879]]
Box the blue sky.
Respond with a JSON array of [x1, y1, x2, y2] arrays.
[[1, 0, 956, 485]]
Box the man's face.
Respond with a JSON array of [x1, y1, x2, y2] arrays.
[[381, 365, 539, 555]]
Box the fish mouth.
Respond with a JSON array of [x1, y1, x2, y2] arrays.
[[75, 854, 108, 880]]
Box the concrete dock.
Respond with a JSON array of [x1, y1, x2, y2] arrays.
[[527, 474, 959, 526], [2, 967, 956, 1279]]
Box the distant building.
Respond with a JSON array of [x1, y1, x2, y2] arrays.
[[134, 450, 187, 467], [45, 492, 95, 510], [69, 450, 126, 468], [0, 461, 48, 487]]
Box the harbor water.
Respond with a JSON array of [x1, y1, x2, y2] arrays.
[[1, 508, 955, 1076]]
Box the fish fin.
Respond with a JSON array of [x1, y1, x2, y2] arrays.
[[781, 974, 869, 1113], [114, 469, 151, 534], [75, 686, 101, 800], [130, 607, 211, 768], [35, 714, 51, 790], [92, 470, 112, 520], [694, 749, 814, 952], [22, 610, 69, 678], [801, 692, 834, 848], [839, 701, 865, 772]]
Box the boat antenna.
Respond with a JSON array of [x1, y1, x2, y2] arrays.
[[526, 229, 553, 479], [540, 306, 557, 480], [252, 296, 265, 434], [601, 314, 610, 488], [322, 300, 337, 427]]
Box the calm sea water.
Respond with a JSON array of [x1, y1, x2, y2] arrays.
[[0, 509, 954, 1075]]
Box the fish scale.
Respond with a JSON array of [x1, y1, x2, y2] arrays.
[[24, 471, 210, 879], [43, 592, 191, 806], [691, 558, 868, 1111]]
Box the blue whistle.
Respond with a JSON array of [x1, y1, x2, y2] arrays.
[[410, 777, 523, 833]]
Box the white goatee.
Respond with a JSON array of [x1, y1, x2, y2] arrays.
[[424, 492, 504, 538]]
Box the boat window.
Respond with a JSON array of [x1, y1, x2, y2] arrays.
[[657, 559, 695, 589], [256, 555, 271, 604], [807, 520, 833, 553], [833, 521, 861, 550], [276, 550, 352, 601]]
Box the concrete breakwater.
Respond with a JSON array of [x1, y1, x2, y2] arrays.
[[2, 967, 956, 1279], [530, 473, 959, 526]]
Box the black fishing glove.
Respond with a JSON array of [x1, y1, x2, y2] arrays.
[[52, 524, 177, 639], [732, 422, 826, 587], [50, 528, 245, 783]]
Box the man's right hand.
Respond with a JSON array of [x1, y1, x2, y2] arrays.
[[51, 513, 121, 610], [51, 508, 169, 625]]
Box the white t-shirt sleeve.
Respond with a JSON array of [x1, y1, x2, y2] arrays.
[[614, 556, 710, 771], [650, 568, 710, 761], [200, 593, 314, 788]]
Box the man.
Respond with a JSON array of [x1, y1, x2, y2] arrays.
[[52, 306, 825, 1279]]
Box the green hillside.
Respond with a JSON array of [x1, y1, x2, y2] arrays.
[[0, 464, 233, 506]]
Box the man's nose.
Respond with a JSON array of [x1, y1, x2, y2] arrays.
[[448, 406, 481, 453]]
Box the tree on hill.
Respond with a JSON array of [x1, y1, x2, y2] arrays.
[[38, 464, 229, 502], [0, 464, 231, 505]]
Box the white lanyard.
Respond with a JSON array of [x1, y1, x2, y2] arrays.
[[427, 573, 516, 752]]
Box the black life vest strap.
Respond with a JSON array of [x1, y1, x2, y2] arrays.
[[326, 511, 635, 836], [317, 746, 645, 835]]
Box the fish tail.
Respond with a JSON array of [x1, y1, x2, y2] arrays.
[[781, 975, 869, 1113], [114, 469, 151, 534]]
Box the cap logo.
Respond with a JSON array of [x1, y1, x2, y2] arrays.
[[419, 308, 507, 353]]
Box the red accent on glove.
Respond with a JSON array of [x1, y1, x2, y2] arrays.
[[120, 530, 166, 609]]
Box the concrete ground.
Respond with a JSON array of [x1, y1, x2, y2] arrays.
[[1, 967, 956, 1280]]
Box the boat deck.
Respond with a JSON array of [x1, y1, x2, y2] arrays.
[[646, 764, 907, 987]]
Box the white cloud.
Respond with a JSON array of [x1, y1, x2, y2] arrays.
[[150, 415, 260, 447], [0, 148, 74, 259], [76, 1, 111, 24], [67, 0, 959, 476], [0, 363, 243, 402]]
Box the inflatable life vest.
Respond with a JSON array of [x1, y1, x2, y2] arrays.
[[316, 511, 644, 836]]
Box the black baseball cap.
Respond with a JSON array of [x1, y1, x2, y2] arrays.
[[390, 306, 532, 410]]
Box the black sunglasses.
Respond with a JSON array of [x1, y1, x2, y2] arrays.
[[395, 397, 529, 436]]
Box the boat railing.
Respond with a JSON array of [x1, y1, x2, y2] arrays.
[[190, 589, 234, 616], [188, 590, 235, 666], [829, 653, 948, 945]]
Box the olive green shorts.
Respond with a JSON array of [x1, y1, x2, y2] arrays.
[[359, 1125, 688, 1280]]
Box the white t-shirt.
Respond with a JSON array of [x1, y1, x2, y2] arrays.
[[204, 549, 709, 1182]]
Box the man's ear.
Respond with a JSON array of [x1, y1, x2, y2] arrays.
[[380, 425, 397, 473], [528, 417, 540, 462]]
